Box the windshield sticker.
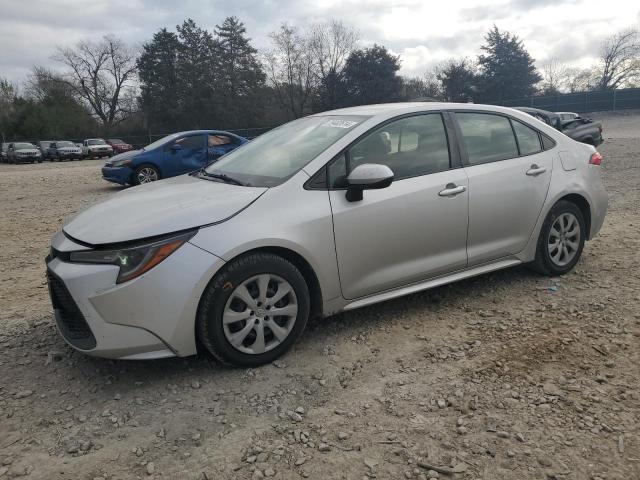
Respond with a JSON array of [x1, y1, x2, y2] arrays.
[[322, 119, 359, 129]]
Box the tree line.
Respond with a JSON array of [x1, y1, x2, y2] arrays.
[[1, 19, 639, 142]]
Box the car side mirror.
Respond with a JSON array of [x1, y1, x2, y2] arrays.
[[345, 163, 394, 202], [170, 143, 182, 152]]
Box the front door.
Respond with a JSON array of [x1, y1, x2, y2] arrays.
[[165, 134, 207, 176], [453, 112, 554, 266], [329, 113, 469, 300]]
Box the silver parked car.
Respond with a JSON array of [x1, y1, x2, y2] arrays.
[[47, 103, 608, 366]]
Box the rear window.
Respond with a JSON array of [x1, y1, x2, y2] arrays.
[[456, 113, 518, 165], [512, 120, 542, 156]]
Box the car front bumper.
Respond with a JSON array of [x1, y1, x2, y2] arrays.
[[88, 149, 113, 157], [102, 165, 132, 184], [58, 152, 82, 159], [46, 232, 225, 359]]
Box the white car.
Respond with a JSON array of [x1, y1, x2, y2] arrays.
[[82, 138, 113, 159], [47, 103, 608, 366], [555, 112, 580, 122]]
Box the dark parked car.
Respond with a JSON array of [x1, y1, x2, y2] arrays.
[[50, 141, 83, 161], [106, 138, 133, 155], [7, 142, 42, 163], [36, 141, 55, 160], [515, 107, 603, 146], [1, 143, 8, 163], [102, 130, 248, 185]]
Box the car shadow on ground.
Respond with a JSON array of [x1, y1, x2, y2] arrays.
[[40, 264, 542, 392]]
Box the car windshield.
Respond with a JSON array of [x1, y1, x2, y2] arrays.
[[108, 139, 124, 144], [144, 133, 181, 151], [14, 143, 35, 149], [57, 141, 74, 147], [204, 115, 367, 187], [88, 139, 106, 145]]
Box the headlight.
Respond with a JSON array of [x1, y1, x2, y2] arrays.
[[69, 231, 195, 283], [111, 158, 132, 167]]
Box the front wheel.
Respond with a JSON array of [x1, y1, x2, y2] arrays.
[[133, 165, 160, 185], [197, 253, 310, 367], [530, 200, 586, 276]]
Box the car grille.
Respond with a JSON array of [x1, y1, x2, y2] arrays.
[[47, 269, 96, 349]]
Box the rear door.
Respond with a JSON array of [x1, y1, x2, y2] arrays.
[[453, 111, 554, 266], [207, 134, 240, 163]]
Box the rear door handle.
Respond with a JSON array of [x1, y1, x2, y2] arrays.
[[438, 184, 466, 197], [526, 164, 547, 176]]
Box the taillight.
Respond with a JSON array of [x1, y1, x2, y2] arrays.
[[589, 152, 602, 166]]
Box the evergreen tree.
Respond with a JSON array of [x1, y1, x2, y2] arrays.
[[437, 58, 476, 102], [342, 45, 402, 106], [175, 19, 218, 129], [475, 26, 542, 102], [214, 17, 266, 128], [137, 28, 181, 132]]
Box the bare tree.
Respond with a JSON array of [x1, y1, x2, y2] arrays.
[[54, 35, 137, 126], [402, 71, 442, 100], [564, 67, 599, 93], [540, 57, 569, 94], [263, 24, 316, 119], [25, 66, 71, 102], [596, 28, 640, 90], [309, 20, 359, 80]]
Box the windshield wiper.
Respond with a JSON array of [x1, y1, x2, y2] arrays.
[[198, 169, 245, 186]]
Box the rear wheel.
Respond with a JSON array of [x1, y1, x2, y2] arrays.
[[197, 252, 310, 367], [531, 200, 586, 276]]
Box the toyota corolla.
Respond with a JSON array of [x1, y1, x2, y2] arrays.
[[46, 103, 608, 367]]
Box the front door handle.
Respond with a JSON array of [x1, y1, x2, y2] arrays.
[[438, 184, 466, 197], [526, 164, 547, 176]]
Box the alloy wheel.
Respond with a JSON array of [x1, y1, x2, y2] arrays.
[[222, 274, 298, 355], [137, 167, 158, 184], [547, 212, 581, 266]]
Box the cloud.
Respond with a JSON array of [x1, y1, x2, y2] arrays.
[[0, 0, 637, 83]]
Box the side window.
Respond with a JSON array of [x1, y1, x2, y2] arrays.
[[175, 135, 204, 150], [328, 153, 347, 188], [346, 114, 450, 181], [541, 134, 556, 150], [456, 113, 518, 165], [208, 135, 234, 146], [512, 120, 542, 155]]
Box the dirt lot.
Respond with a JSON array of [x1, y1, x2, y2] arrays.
[[0, 112, 639, 480]]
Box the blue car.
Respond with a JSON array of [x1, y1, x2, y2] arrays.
[[102, 130, 248, 185]]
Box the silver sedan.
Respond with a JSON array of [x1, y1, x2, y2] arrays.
[[47, 103, 608, 366]]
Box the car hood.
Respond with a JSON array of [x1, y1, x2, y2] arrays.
[[63, 174, 268, 245], [106, 149, 141, 164]]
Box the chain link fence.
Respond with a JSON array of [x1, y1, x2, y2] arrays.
[[493, 87, 640, 113]]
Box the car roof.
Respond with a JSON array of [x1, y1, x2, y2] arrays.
[[173, 129, 244, 136], [313, 102, 537, 118]]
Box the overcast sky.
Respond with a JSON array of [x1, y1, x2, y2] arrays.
[[1, 0, 639, 84]]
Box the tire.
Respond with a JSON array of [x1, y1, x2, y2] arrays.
[[132, 164, 160, 185], [530, 200, 586, 276], [197, 252, 310, 367]]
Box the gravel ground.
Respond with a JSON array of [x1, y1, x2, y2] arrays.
[[0, 112, 639, 480]]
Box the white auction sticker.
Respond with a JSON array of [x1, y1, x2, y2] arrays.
[[322, 119, 359, 129]]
